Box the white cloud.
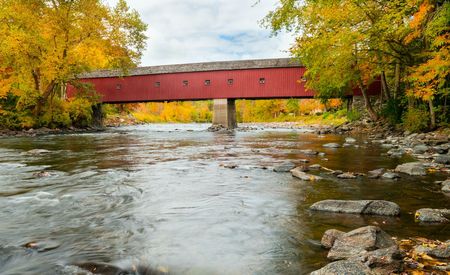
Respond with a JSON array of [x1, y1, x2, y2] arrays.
[[104, 0, 294, 66]]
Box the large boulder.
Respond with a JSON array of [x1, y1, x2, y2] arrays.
[[358, 245, 402, 274], [309, 200, 400, 216], [415, 208, 450, 223], [327, 226, 396, 261], [394, 162, 427, 176], [321, 229, 345, 249], [290, 167, 323, 181], [310, 260, 373, 275]]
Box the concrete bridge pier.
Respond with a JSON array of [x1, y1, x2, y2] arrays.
[[92, 103, 104, 128], [212, 99, 237, 129]]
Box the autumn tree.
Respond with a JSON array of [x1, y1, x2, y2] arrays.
[[265, 0, 449, 129], [0, 0, 147, 128]]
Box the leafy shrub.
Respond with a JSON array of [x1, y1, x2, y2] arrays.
[[68, 97, 93, 127], [38, 98, 71, 128], [346, 109, 361, 122], [402, 108, 429, 132], [381, 98, 405, 125]]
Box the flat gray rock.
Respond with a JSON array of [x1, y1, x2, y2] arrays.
[[413, 144, 429, 154], [310, 260, 373, 275], [394, 162, 427, 176], [435, 155, 450, 164], [273, 162, 296, 172], [345, 137, 357, 143], [290, 167, 323, 181], [299, 149, 318, 155], [415, 208, 450, 223], [415, 241, 450, 258], [310, 200, 400, 216], [442, 179, 450, 193], [381, 172, 400, 179], [323, 143, 341, 148]]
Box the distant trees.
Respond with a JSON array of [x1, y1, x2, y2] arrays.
[[0, 0, 147, 129], [264, 0, 449, 130]]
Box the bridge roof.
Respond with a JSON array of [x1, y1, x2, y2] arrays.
[[80, 58, 302, 79]]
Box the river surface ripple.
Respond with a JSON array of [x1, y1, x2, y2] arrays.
[[0, 124, 448, 274]]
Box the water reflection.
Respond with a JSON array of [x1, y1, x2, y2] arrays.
[[0, 124, 448, 274]]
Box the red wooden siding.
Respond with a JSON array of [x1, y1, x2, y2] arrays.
[[68, 67, 380, 103]]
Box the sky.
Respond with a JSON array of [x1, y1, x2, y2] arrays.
[[105, 0, 294, 66]]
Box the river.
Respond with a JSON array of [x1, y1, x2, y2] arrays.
[[0, 124, 448, 274]]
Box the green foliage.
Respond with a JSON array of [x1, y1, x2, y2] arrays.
[[38, 98, 71, 129], [402, 107, 430, 133], [264, 0, 449, 131], [381, 98, 405, 125], [346, 109, 361, 122], [68, 98, 93, 127]]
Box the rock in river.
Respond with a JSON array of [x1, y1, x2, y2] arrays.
[[368, 168, 385, 179], [321, 229, 345, 249], [345, 137, 357, 143], [394, 162, 427, 176], [323, 143, 341, 148], [312, 226, 402, 275], [381, 172, 400, 179], [337, 172, 357, 179], [310, 260, 372, 275], [327, 226, 396, 261], [435, 155, 450, 165], [273, 161, 296, 172], [415, 208, 450, 223], [290, 167, 323, 181], [442, 179, 450, 193], [309, 200, 400, 216]]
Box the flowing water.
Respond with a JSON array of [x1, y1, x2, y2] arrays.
[[0, 124, 448, 274]]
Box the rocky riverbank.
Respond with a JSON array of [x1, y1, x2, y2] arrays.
[[311, 225, 450, 274], [0, 126, 105, 137]]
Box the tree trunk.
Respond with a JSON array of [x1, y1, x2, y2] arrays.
[[35, 81, 56, 115], [346, 96, 353, 112], [381, 71, 391, 100], [394, 62, 400, 99], [358, 80, 378, 121], [428, 99, 436, 129]]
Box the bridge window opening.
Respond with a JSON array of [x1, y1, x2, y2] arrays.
[[116, 84, 122, 90], [182, 80, 189, 86], [154, 81, 160, 87], [204, 80, 211, 86], [227, 79, 234, 85], [259, 78, 266, 84]]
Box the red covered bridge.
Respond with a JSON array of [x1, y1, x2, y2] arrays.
[[70, 58, 380, 128]]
